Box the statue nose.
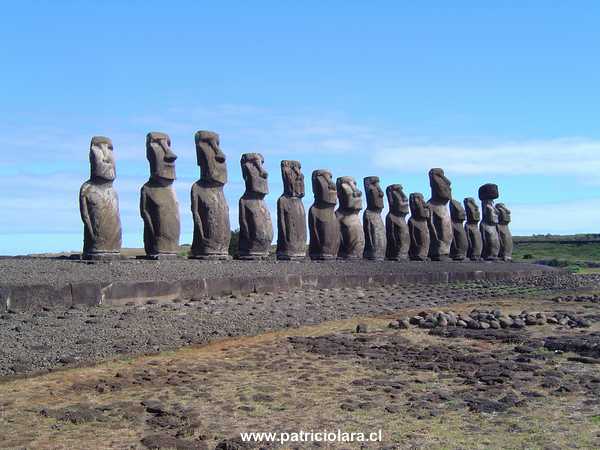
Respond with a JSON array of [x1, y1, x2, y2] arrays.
[[164, 148, 177, 162]]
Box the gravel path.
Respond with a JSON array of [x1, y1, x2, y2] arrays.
[[0, 272, 585, 378], [0, 258, 554, 287]]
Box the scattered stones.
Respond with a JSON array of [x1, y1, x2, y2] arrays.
[[0, 269, 592, 378], [355, 323, 368, 333], [390, 308, 596, 332], [544, 333, 600, 358], [140, 434, 202, 450]]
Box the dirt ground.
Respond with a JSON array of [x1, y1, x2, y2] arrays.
[[1, 289, 600, 449]]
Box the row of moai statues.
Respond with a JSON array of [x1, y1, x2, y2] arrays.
[[79, 132, 513, 261]]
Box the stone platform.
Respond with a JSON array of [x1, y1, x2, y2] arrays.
[[0, 258, 558, 311]]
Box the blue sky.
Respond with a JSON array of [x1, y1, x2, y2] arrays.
[[1, 1, 600, 254]]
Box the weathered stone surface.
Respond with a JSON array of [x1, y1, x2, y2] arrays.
[[363, 176, 386, 260], [427, 168, 453, 261], [479, 184, 500, 261], [478, 183, 499, 202], [408, 193, 430, 261], [140, 132, 180, 258], [496, 203, 513, 262], [336, 176, 364, 259], [464, 198, 483, 261], [190, 131, 231, 260], [449, 199, 468, 261], [385, 184, 410, 261], [308, 170, 340, 260], [276, 160, 307, 260], [238, 153, 273, 260], [79, 136, 122, 260]]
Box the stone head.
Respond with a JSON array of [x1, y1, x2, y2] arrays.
[[409, 193, 430, 220], [312, 169, 337, 206], [482, 202, 499, 225], [496, 203, 511, 225], [478, 183, 499, 201], [195, 130, 227, 185], [336, 176, 362, 211], [464, 197, 481, 223], [386, 184, 409, 216], [449, 199, 466, 222], [281, 160, 305, 198], [364, 176, 384, 211], [90, 136, 116, 182], [241, 153, 268, 195], [146, 132, 177, 182], [429, 168, 452, 203]]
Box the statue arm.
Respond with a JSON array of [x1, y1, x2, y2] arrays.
[[385, 217, 394, 249], [191, 186, 204, 241], [277, 199, 288, 243], [79, 187, 94, 240], [408, 221, 418, 256], [308, 209, 320, 250], [364, 216, 374, 250], [479, 224, 487, 248], [140, 188, 155, 237], [465, 225, 473, 250], [239, 201, 250, 240], [428, 214, 439, 243]]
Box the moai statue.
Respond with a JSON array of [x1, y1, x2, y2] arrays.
[[308, 170, 340, 260], [479, 183, 500, 261], [464, 197, 483, 261], [276, 160, 307, 260], [449, 199, 468, 261], [363, 176, 387, 260], [79, 136, 122, 260], [190, 131, 231, 260], [336, 176, 365, 259], [496, 203, 513, 261], [427, 168, 453, 261], [408, 193, 430, 261], [238, 153, 273, 260], [140, 132, 181, 259], [385, 184, 410, 261]]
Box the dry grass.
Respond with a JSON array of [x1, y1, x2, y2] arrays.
[[1, 295, 600, 449]]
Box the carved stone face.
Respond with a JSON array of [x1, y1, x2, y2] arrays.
[[364, 176, 384, 211], [146, 132, 177, 181], [195, 130, 227, 185], [90, 136, 116, 182], [482, 202, 499, 225], [241, 153, 268, 195], [336, 176, 362, 211], [429, 168, 452, 202], [409, 193, 430, 220], [312, 169, 337, 206], [386, 184, 409, 215], [449, 199, 466, 222], [281, 160, 304, 198], [464, 197, 481, 222], [496, 203, 511, 224]]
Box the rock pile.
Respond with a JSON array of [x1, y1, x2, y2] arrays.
[[553, 293, 600, 304], [389, 308, 592, 331]]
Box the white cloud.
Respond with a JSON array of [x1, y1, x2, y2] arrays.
[[374, 138, 600, 176]]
